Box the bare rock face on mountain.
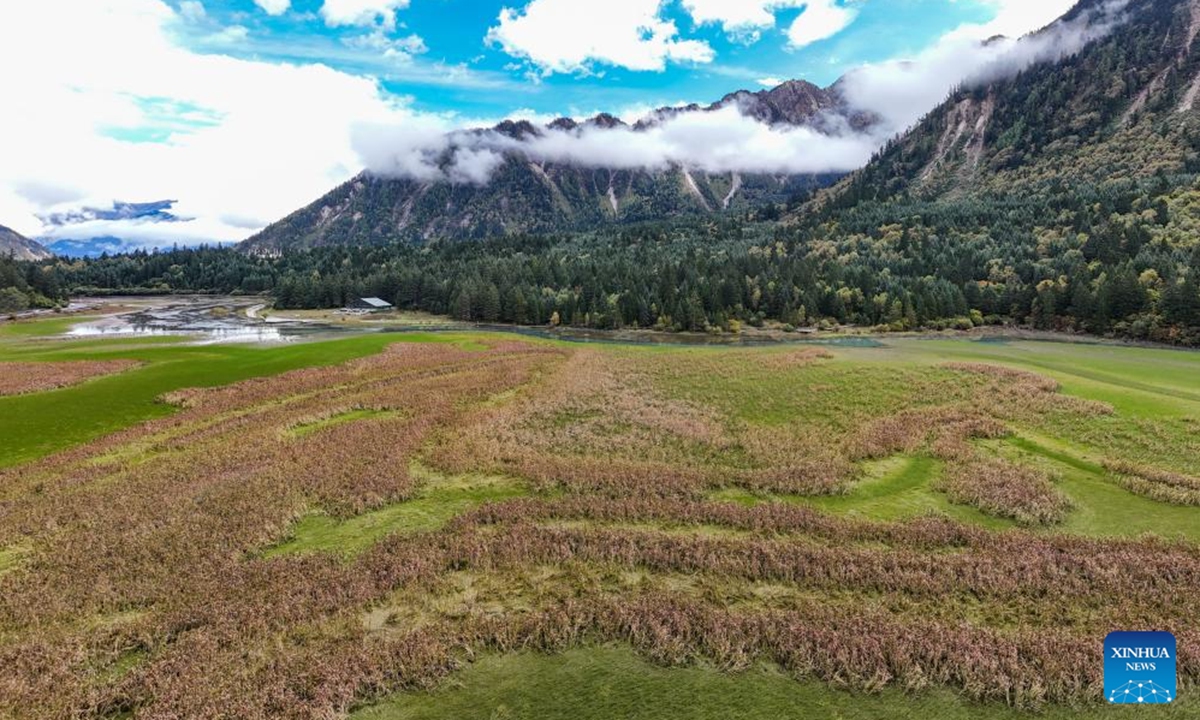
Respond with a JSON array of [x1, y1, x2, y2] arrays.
[[709, 80, 838, 125], [241, 80, 866, 252], [0, 225, 51, 261], [829, 0, 1200, 205]]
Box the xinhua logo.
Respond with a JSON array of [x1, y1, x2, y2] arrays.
[[1105, 631, 1177, 704]]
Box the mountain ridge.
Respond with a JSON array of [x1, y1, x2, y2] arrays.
[[240, 79, 864, 252], [0, 224, 52, 261], [818, 0, 1200, 209], [36, 0, 1200, 345]]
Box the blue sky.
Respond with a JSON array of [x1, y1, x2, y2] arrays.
[[0, 0, 1078, 247], [173, 0, 1000, 120]]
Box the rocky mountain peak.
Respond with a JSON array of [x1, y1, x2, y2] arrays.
[[0, 224, 52, 261]]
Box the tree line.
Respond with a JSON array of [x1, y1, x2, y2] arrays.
[[18, 174, 1200, 346], [0, 254, 66, 313]]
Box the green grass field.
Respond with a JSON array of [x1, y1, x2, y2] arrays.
[[265, 465, 528, 557], [353, 646, 1198, 720], [798, 454, 1010, 528], [845, 338, 1200, 537], [3, 316, 1199, 719], [863, 337, 1200, 419], [648, 336, 1200, 539], [0, 316, 480, 467]]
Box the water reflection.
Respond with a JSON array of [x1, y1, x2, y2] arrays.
[[67, 325, 185, 338], [63, 296, 889, 348], [65, 297, 318, 345], [67, 323, 294, 344]]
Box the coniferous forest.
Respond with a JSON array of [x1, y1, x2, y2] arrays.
[[12, 170, 1200, 346], [0, 254, 65, 313], [7, 0, 1200, 345], [10, 1, 1200, 718]]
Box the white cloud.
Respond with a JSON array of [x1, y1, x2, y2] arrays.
[[683, 0, 1062, 50], [253, 0, 291, 16], [356, 0, 1126, 186], [839, 0, 1128, 136], [529, 106, 876, 173], [205, 24, 250, 44], [757, 76, 785, 88], [681, 0, 859, 47], [611, 101, 680, 124], [952, 0, 1081, 40], [355, 104, 879, 182], [0, 0, 430, 243], [785, 0, 858, 48], [320, 0, 410, 29], [487, 0, 715, 74], [682, 0, 858, 47], [503, 108, 562, 125], [682, 0, 787, 31], [178, 0, 206, 22], [37, 215, 249, 249], [344, 29, 427, 62]]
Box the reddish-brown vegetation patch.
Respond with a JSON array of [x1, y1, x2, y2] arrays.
[[943, 362, 1114, 418], [936, 457, 1073, 526], [0, 345, 1196, 718], [0, 360, 141, 396], [1105, 460, 1200, 506], [848, 405, 1009, 461], [429, 348, 854, 498], [752, 347, 834, 370]]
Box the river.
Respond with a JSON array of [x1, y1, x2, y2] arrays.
[[62, 296, 888, 348]]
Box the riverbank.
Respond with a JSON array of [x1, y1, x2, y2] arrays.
[[9, 295, 1197, 353]]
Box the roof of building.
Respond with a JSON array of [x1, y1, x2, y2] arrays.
[[358, 297, 393, 308]]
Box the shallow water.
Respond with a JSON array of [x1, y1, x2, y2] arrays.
[[67, 323, 298, 344], [64, 296, 891, 348], [67, 297, 331, 344]]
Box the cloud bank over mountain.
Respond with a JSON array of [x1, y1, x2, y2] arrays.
[[840, 0, 1130, 135], [355, 2, 1131, 185], [352, 105, 879, 183], [0, 0, 421, 249], [0, 0, 1122, 249]]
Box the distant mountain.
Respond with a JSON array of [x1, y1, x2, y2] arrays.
[[769, 0, 1200, 342], [44, 237, 166, 258], [826, 0, 1200, 206], [0, 224, 51, 261], [39, 200, 181, 228], [240, 80, 862, 252], [35, 200, 219, 257], [702, 78, 877, 131], [58, 0, 1200, 343]]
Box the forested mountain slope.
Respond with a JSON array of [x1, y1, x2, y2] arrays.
[[33, 0, 1200, 345], [242, 166, 828, 252], [240, 80, 857, 252], [839, 0, 1200, 200], [792, 0, 1200, 342]]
